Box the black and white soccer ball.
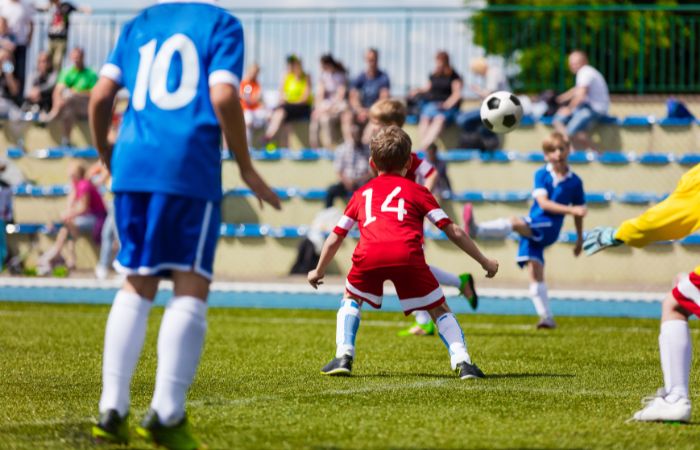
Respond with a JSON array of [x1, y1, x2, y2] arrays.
[[480, 91, 524, 134]]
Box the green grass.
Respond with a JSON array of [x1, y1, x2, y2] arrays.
[[1, 302, 700, 449]]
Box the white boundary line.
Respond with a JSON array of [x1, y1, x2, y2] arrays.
[[0, 277, 666, 303]]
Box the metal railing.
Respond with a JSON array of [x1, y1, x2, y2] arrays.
[[24, 4, 700, 96]]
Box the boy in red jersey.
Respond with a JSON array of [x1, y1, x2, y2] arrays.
[[308, 126, 498, 378]]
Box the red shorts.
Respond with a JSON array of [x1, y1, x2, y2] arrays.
[[672, 271, 700, 317], [344, 264, 445, 315]]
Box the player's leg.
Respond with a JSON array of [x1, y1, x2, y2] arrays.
[[93, 275, 159, 444], [470, 212, 531, 240], [321, 295, 363, 376], [308, 107, 321, 148], [430, 265, 478, 308], [263, 107, 287, 143], [527, 260, 555, 329], [427, 302, 484, 379], [398, 309, 436, 337]]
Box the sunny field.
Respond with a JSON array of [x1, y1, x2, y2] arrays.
[[1, 302, 699, 449]]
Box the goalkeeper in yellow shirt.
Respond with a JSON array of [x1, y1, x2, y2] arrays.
[[585, 163, 700, 423]]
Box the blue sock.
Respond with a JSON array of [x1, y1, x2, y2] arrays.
[[335, 299, 361, 358]]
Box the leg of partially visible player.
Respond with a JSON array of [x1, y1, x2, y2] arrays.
[[427, 302, 484, 379], [93, 275, 159, 444]]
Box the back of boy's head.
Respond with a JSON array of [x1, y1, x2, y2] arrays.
[[370, 125, 412, 172], [542, 132, 569, 153], [369, 98, 406, 127]]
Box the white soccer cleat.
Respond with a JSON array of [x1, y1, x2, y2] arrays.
[[632, 395, 691, 423]]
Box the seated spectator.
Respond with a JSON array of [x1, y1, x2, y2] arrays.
[[88, 162, 117, 280], [342, 47, 390, 144], [38, 0, 92, 70], [38, 161, 107, 274], [45, 47, 97, 146], [457, 57, 509, 133], [309, 54, 348, 149], [553, 50, 610, 150], [0, 17, 16, 54], [21, 51, 56, 114], [0, 160, 13, 270], [424, 143, 452, 197], [410, 51, 463, 149], [325, 122, 371, 208], [240, 63, 268, 147], [262, 54, 312, 148], [0, 48, 20, 116], [1, 0, 35, 96]]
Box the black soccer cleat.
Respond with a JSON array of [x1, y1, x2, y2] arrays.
[[91, 409, 129, 445], [455, 361, 485, 379], [321, 354, 353, 376]]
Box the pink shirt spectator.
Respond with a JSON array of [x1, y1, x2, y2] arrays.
[[73, 178, 107, 219]]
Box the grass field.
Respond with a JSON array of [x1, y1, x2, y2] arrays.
[[2, 301, 700, 449]]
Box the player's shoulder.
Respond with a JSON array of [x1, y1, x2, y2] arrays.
[[134, 2, 239, 30], [534, 165, 550, 179]]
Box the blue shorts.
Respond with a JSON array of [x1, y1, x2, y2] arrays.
[[113, 192, 221, 280], [553, 104, 603, 135], [516, 216, 560, 268], [420, 101, 460, 124]]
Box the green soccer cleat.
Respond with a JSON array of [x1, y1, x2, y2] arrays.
[[136, 409, 201, 450], [397, 321, 436, 337], [458, 273, 478, 310], [92, 409, 129, 445]]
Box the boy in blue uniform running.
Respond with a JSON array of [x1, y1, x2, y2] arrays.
[[463, 132, 586, 328], [88, 1, 280, 448]]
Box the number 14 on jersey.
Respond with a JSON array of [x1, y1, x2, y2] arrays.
[[361, 187, 408, 226]]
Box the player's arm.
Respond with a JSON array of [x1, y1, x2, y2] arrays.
[[423, 171, 438, 192], [568, 86, 588, 108], [443, 224, 498, 278], [534, 193, 587, 218], [556, 87, 576, 104], [573, 215, 584, 256], [88, 77, 120, 171], [211, 83, 281, 210], [308, 211, 356, 289]]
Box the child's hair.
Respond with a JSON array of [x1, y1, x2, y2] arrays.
[[542, 132, 570, 153], [369, 98, 406, 127], [370, 125, 412, 172]]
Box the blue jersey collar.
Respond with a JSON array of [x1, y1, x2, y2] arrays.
[[545, 163, 572, 187]]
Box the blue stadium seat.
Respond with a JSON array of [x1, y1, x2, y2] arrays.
[[287, 149, 321, 161], [617, 192, 656, 205], [441, 149, 478, 161], [483, 190, 530, 203], [33, 148, 68, 159], [424, 228, 448, 241], [523, 152, 545, 163], [585, 192, 613, 204], [568, 151, 594, 164], [621, 115, 653, 127], [519, 115, 535, 127], [5, 223, 47, 234], [678, 154, 700, 166], [558, 231, 580, 243], [600, 115, 619, 125], [71, 148, 99, 159], [298, 188, 327, 201], [269, 225, 308, 238], [220, 223, 268, 238], [598, 152, 630, 165], [405, 114, 419, 125], [658, 117, 694, 127], [539, 116, 554, 126], [451, 191, 486, 203], [479, 150, 512, 163], [681, 234, 700, 246], [7, 147, 23, 159], [638, 153, 672, 165], [223, 187, 253, 197]]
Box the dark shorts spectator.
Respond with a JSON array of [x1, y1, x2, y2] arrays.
[[282, 102, 311, 121]]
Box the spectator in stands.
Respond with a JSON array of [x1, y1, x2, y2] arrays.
[[325, 122, 371, 208], [0, 160, 13, 270], [21, 51, 56, 114], [0, 17, 16, 54], [553, 50, 610, 150], [0, 0, 35, 97], [343, 47, 390, 144], [37, 161, 107, 275], [410, 51, 463, 149], [45, 47, 97, 146], [240, 63, 267, 147], [0, 47, 20, 115], [425, 143, 452, 197], [309, 54, 348, 149], [37, 0, 91, 70], [456, 57, 509, 133], [88, 162, 117, 280], [262, 54, 312, 148]]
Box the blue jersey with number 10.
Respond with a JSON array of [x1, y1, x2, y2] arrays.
[[101, 1, 244, 201]]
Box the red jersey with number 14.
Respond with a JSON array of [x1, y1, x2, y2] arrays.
[[333, 173, 452, 269]]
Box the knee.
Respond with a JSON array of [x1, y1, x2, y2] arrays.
[[340, 297, 362, 315]]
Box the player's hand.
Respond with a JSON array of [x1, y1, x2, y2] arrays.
[[482, 258, 499, 278], [242, 169, 282, 210], [307, 269, 324, 289], [583, 226, 623, 256], [573, 238, 583, 257], [569, 205, 587, 218]]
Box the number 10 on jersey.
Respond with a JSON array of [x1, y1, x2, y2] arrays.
[[362, 187, 408, 226]]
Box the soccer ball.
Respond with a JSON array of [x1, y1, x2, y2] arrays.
[[480, 91, 524, 134]]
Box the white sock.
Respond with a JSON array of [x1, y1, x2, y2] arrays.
[[335, 299, 361, 358], [99, 290, 153, 417], [151, 296, 207, 426], [660, 320, 691, 401], [414, 310, 432, 325], [429, 265, 460, 288], [529, 282, 552, 320], [475, 218, 513, 239], [436, 312, 471, 369], [659, 331, 672, 395]]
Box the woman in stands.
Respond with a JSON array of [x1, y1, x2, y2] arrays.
[[37, 161, 107, 275], [240, 63, 268, 147], [410, 51, 463, 150], [309, 54, 348, 149], [262, 54, 312, 148]]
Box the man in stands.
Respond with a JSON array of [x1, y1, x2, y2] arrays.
[[45, 47, 97, 146], [37, 0, 92, 70], [553, 50, 610, 151], [0, 0, 35, 96], [325, 122, 372, 208]]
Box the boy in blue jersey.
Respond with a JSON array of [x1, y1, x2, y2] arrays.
[[463, 132, 586, 328], [88, 1, 281, 448]]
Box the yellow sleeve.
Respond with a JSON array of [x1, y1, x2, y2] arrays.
[[615, 164, 700, 247]]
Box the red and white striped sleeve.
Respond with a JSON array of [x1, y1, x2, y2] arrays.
[[333, 192, 359, 236], [416, 157, 436, 179], [419, 187, 452, 229]]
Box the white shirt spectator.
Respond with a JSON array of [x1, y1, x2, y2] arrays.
[[321, 70, 346, 100], [576, 64, 609, 115], [485, 66, 509, 93], [0, 0, 34, 45]]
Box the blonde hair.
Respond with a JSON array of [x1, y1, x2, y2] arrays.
[[542, 132, 570, 153], [370, 125, 412, 172], [369, 98, 406, 127], [470, 57, 488, 76]]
